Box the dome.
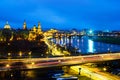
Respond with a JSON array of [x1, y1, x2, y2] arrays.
[[4, 21, 11, 29]]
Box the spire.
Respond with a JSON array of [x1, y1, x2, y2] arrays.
[[38, 21, 41, 32], [33, 25, 37, 32], [38, 22, 41, 28], [23, 20, 27, 30], [6, 21, 8, 24], [24, 20, 26, 24]]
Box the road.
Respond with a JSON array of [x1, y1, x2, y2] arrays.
[[0, 53, 120, 71], [44, 35, 70, 56], [70, 64, 120, 80]]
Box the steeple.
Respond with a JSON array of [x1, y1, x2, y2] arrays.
[[23, 20, 27, 30], [6, 21, 8, 24], [38, 22, 41, 32], [33, 25, 37, 32]]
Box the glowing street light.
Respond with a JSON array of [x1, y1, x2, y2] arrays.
[[103, 67, 107, 71], [28, 51, 32, 55], [31, 62, 35, 65], [19, 51, 22, 57], [8, 53, 11, 56], [6, 64, 10, 68], [58, 60, 61, 63], [11, 74, 13, 77]]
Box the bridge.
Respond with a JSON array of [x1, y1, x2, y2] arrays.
[[0, 53, 120, 71]]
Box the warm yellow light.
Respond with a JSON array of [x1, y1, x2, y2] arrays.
[[6, 64, 10, 68], [28, 51, 32, 55], [103, 67, 107, 71], [11, 74, 13, 77], [58, 60, 61, 62], [8, 53, 11, 56], [8, 43, 10, 45], [1, 39, 3, 41], [19, 51, 22, 56], [31, 62, 35, 65]]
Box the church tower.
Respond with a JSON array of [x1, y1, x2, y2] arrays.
[[33, 25, 37, 32], [37, 22, 42, 32], [23, 20, 27, 30]]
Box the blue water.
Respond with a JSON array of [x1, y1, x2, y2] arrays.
[[51, 36, 120, 54]]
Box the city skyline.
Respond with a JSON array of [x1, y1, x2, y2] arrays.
[[0, 0, 120, 30]]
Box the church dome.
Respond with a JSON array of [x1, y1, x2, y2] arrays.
[[4, 21, 11, 29]]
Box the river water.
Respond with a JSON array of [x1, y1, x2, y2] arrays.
[[51, 36, 120, 54]]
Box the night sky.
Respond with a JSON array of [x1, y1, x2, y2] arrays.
[[0, 0, 120, 30]]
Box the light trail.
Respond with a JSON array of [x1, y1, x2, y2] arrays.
[[0, 53, 120, 71]]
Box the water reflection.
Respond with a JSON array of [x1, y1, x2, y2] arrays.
[[52, 36, 120, 54], [88, 40, 94, 53]]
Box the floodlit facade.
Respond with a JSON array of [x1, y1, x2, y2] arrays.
[[4, 21, 11, 30], [28, 22, 43, 41]]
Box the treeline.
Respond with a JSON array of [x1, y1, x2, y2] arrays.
[[90, 36, 120, 45], [0, 40, 48, 55]]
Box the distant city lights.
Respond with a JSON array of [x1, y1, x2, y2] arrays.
[[89, 30, 93, 34]]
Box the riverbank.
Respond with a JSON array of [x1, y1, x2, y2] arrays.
[[89, 36, 120, 45]]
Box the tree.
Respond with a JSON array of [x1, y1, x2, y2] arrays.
[[2, 29, 12, 42]]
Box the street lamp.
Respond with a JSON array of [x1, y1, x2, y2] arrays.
[[8, 53, 11, 59], [19, 51, 22, 57], [31, 62, 35, 65], [58, 60, 61, 63], [46, 51, 49, 58], [6, 64, 10, 68], [79, 68, 81, 75], [28, 51, 32, 56], [31, 62, 35, 68], [103, 67, 107, 71], [28, 51, 32, 58], [8, 53, 11, 56], [6, 64, 10, 71]]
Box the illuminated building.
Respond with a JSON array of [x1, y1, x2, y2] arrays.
[[28, 22, 43, 41], [44, 29, 58, 38], [0, 21, 45, 41], [4, 21, 11, 30], [2, 21, 12, 41], [23, 20, 27, 30], [37, 22, 42, 33]]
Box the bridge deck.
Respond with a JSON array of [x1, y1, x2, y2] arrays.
[[0, 53, 120, 71]]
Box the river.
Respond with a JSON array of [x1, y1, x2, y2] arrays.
[[51, 36, 120, 54]]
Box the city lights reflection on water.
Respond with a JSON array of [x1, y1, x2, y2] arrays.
[[52, 36, 120, 54], [88, 40, 94, 53]]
